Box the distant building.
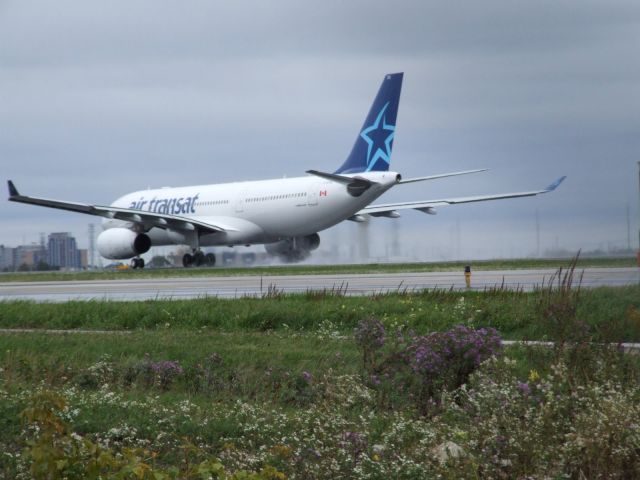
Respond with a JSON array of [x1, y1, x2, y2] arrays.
[[0, 245, 15, 270], [79, 249, 88, 269], [48, 232, 81, 269], [13, 244, 46, 270]]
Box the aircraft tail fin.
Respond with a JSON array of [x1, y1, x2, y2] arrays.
[[334, 73, 403, 174]]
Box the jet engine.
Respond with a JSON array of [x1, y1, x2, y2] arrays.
[[96, 228, 151, 260], [264, 233, 320, 262]]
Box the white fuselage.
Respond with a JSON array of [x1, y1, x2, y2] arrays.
[[104, 171, 400, 248]]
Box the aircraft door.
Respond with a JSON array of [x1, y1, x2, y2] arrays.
[[235, 190, 246, 213], [307, 184, 319, 206]]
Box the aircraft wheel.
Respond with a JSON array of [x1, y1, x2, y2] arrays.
[[182, 253, 193, 268], [205, 253, 216, 267], [130, 258, 144, 269], [194, 251, 205, 266]]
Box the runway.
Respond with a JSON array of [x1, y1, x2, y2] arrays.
[[0, 267, 637, 302]]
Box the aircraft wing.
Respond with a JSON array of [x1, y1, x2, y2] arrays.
[[358, 176, 567, 217], [6, 180, 230, 234]]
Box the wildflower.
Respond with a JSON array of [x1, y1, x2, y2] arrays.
[[146, 360, 184, 391], [528, 369, 540, 382], [517, 382, 531, 396], [372, 444, 385, 459]]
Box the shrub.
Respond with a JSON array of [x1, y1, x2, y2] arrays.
[[354, 317, 385, 370], [444, 357, 640, 478], [192, 352, 226, 394], [75, 355, 115, 390], [355, 319, 502, 411], [137, 356, 184, 391], [407, 325, 502, 401]]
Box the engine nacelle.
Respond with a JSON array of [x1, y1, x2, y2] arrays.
[[265, 233, 320, 261], [301, 232, 320, 251], [97, 228, 151, 260]]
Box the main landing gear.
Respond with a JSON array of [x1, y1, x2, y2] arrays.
[[130, 257, 145, 269], [182, 250, 216, 268]]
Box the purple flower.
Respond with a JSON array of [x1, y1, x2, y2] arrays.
[[145, 359, 184, 390], [150, 360, 184, 375], [517, 381, 531, 395], [407, 325, 502, 391], [302, 371, 312, 382]]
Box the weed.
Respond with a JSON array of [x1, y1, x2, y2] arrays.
[[354, 317, 385, 370], [537, 253, 585, 347]]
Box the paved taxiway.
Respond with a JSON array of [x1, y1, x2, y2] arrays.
[[0, 267, 637, 302]]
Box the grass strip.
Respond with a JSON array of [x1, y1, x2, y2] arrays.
[[1, 285, 639, 341], [0, 255, 635, 283]]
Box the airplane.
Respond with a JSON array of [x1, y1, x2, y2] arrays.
[[7, 73, 565, 268]]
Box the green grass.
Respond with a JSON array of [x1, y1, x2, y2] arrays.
[[0, 330, 548, 415], [0, 330, 358, 375], [2, 281, 640, 478], [0, 331, 360, 401], [0, 255, 635, 282], [2, 285, 639, 341], [1, 283, 638, 408]]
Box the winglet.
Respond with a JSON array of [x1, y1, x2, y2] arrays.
[[7, 180, 19, 198], [545, 176, 566, 192]]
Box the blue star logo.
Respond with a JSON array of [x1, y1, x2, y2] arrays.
[[360, 101, 395, 171]]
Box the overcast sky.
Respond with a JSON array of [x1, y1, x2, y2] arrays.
[[1, 1, 639, 261]]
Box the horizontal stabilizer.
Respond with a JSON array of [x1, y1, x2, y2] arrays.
[[305, 170, 371, 185], [306, 169, 377, 197], [398, 168, 488, 184]]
